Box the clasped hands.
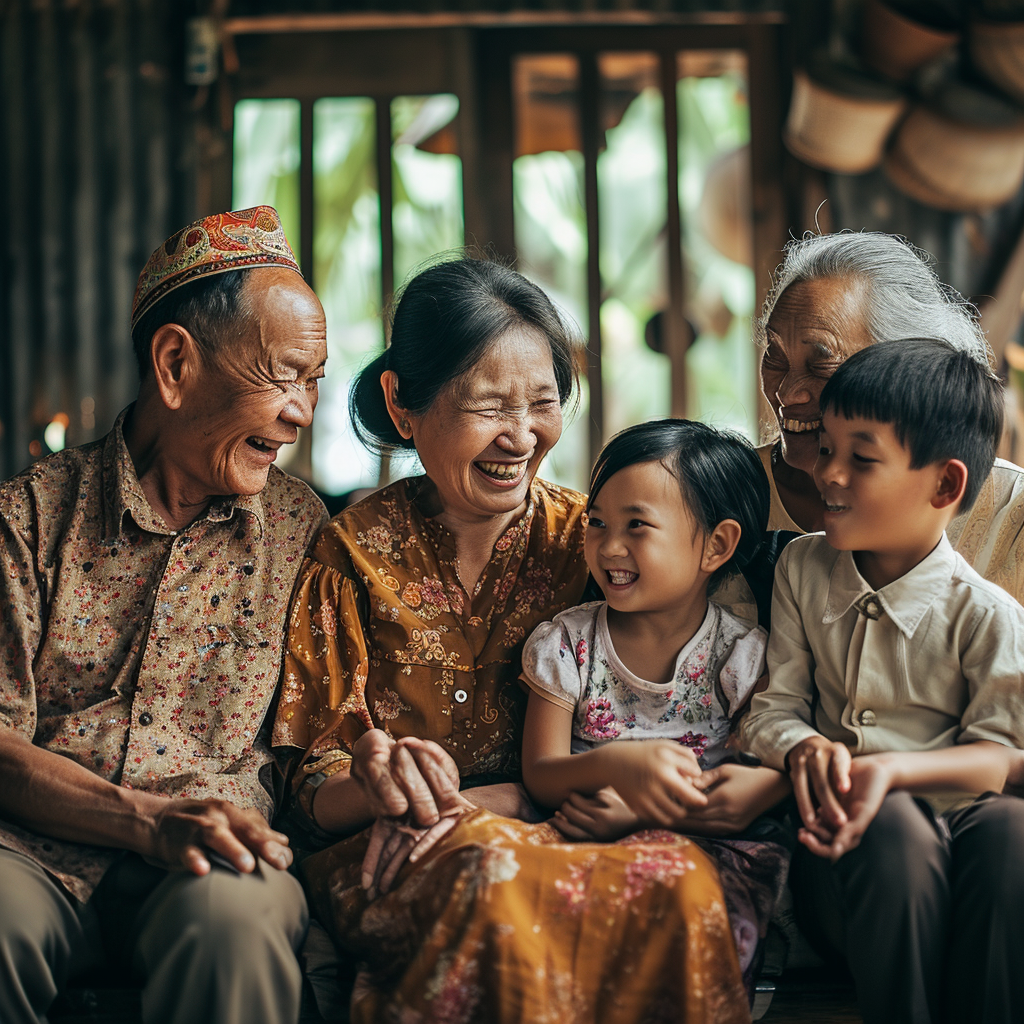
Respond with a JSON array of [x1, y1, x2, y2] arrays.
[[787, 735, 893, 861], [552, 742, 775, 841]]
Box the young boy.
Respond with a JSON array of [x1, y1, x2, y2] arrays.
[[741, 338, 1024, 1024]]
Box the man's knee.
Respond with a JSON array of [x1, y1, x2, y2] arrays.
[[0, 850, 92, 1022], [952, 795, 1024, 908], [136, 863, 308, 965]]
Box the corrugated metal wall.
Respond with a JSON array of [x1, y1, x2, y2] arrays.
[[1, 0, 194, 481]]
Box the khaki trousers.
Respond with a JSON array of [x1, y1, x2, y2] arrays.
[[0, 848, 308, 1024]]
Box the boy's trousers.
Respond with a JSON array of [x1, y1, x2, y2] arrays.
[[0, 847, 308, 1024], [791, 790, 1024, 1024]]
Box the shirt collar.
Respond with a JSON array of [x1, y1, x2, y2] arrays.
[[822, 534, 956, 638], [102, 406, 266, 540]]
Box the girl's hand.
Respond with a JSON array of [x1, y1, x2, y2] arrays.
[[552, 787, 640, 841], [682, 764, 791, 835], [785, 735, 852, 837], [606, 740, 708, 826]]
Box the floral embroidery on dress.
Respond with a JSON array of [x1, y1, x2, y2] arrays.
[[554, 858, 596, 914], [481, 846, 520, 885], [575, 638, 588, 666], [622, 848, 698, 902], [373, 688, 412, 736], [678, 731, 709, 759], [515, 561, 554, 616], [319, 602, 337, 638], [582, 697, 619, 740]]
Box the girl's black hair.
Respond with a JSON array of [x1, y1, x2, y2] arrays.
[[588, 419, 770, 592], [349, 255, 580, 454]]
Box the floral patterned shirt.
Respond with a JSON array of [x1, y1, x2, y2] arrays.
[[276, 477, 589, 782], [521, 601, 767, 767], [0, 408, 326, 901]]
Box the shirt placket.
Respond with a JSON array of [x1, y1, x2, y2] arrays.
[[121, 526, 206, 785]]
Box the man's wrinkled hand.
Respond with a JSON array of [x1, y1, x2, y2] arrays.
[[143, 798, 292, 875]]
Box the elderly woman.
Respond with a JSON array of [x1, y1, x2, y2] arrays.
[[274, 258, 783, 1024], [753, 231, 1024, 599]]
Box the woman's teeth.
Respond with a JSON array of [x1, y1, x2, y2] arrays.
[[247, 437, 273, 453], [607, 569, 638, 586], [782, 418, 821, 433], [476, 461, 524, 480]]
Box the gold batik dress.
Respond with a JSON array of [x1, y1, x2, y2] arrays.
[[276, 477, 751, 1024]]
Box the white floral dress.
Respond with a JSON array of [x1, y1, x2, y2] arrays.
[[521, 601, 768, 768]]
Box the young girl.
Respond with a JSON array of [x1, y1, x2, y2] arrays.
[[521, 420, 791, 979]]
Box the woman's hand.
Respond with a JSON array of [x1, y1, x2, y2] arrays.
[[552, 787, 640, 841], [606, 740, 708, 827], [682, 764, 791, 836], [350, 730, 463, 827]]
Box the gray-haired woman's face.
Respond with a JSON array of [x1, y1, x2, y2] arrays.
[[760, 277, 873, 475]]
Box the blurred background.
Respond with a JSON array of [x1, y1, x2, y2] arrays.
[[4, 0, 1024, 500]]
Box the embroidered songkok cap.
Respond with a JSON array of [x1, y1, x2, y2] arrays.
[[131, 206, 301, 328]]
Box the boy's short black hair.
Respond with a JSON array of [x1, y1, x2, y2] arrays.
[[819, 338, 1003, 512], [588, 419, 770, 592]]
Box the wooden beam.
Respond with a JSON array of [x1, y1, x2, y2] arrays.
[[580, 51, 603, 465], [223, 11, 786, 36]]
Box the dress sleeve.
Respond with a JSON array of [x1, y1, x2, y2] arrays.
[[718, 624, 768, 719], [738, 544, 821, 770], [272, 526, 375, 777], [520, 617, 582, 714]]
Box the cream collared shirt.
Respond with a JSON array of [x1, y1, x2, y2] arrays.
[[741, 533, 1024, 774]]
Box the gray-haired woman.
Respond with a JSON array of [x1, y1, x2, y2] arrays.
[[754, 230, 1024, 602]]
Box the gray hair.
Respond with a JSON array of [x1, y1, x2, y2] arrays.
[[756, 231, 992, 368]]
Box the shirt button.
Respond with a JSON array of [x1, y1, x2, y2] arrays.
[[139, 712, 153, 726], [454, 689, 468, 704], [859, 709, 877, 727]]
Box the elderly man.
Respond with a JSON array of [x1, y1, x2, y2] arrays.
[[0, 207, 328, 1024]]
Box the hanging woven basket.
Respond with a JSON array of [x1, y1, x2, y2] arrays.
[[970, 21, 1024, 105], [861, 0, 960, 84], [884, 82, 1024, 210], [784, 57, 907, 174]]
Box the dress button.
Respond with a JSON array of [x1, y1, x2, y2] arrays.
[[454, 689, 468, 704], [139, 712, 153, 726], [859, 709, 877, 727]]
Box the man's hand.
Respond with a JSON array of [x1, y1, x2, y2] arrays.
[[350, 730, 462, 828], [799, 754, 894, 861], [552, 786, 640, 841], [683, 763, 791, 836], [601, 740, 708, 827], [142, 798, 292, 875], [786, 735, 852, 837]]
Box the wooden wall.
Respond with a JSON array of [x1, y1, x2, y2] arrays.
[[0, 0, 197, 482]]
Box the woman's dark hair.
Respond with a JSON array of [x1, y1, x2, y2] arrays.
[[349, 256, 580, 454], [588, 419, 770, 592], [131, 269, 254, 379]]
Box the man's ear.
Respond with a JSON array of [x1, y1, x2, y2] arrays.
[[932, 459, 968, 511], [380, 369, 414, 440], [701, 519, 742, 574], [150, 324, 198, 411]]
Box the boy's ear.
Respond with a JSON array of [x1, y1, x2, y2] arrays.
[[932, 459, 968, 511], [702, 519, 742, 574]]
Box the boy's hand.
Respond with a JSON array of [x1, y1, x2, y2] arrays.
[[786, 735, 852, 836], [552, 787, 640, 841], [604, 740, 708, 826], [799, 754, 895, 862]]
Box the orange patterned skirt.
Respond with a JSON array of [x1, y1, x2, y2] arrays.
[[302, 808, 752, 1024]]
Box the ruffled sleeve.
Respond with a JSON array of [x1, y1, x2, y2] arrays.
[[273, 523, 375, 777], [520, 615, 584, 714]]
